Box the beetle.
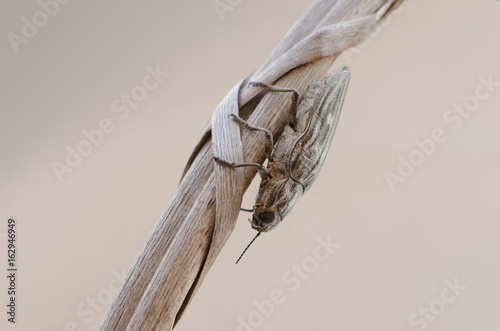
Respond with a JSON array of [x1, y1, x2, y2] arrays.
[[213, 67, 350, 260]]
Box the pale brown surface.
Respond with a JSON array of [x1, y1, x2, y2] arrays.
[[1, 1, 500, 331]]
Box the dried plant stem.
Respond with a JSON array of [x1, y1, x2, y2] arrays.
[[100, 0, 405, 330]]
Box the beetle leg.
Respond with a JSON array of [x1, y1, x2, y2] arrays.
[[212, 156, 270, 178], [248, 81, 299, 130], [229, 113, 273, 160], [240, 207, 254, 213]]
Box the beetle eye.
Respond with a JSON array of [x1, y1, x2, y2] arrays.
[[258, 211, 276, 224]]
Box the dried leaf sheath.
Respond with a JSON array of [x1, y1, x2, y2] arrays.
[[100, 0, 406, 330]]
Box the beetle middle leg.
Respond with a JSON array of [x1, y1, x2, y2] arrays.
[[228, 113, 274, 160], [212, 156, 270, 178], [248, 81, 300, 129]]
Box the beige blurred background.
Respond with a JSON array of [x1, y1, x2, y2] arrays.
[[1, 0, 499, 330]]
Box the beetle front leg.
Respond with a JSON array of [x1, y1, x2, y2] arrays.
[[212, 156, 270, 178], [248, 81, 300, 130], [212, 156, 256, 212]]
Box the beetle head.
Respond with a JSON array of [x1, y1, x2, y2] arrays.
[[250, 208, 282, 232]]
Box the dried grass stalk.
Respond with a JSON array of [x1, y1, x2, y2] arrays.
[[100, 0, 406, 330]]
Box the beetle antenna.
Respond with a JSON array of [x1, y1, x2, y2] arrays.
[[236, 231, 261, 264]]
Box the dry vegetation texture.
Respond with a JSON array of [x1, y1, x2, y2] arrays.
[[100, 0, 406, 330]]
